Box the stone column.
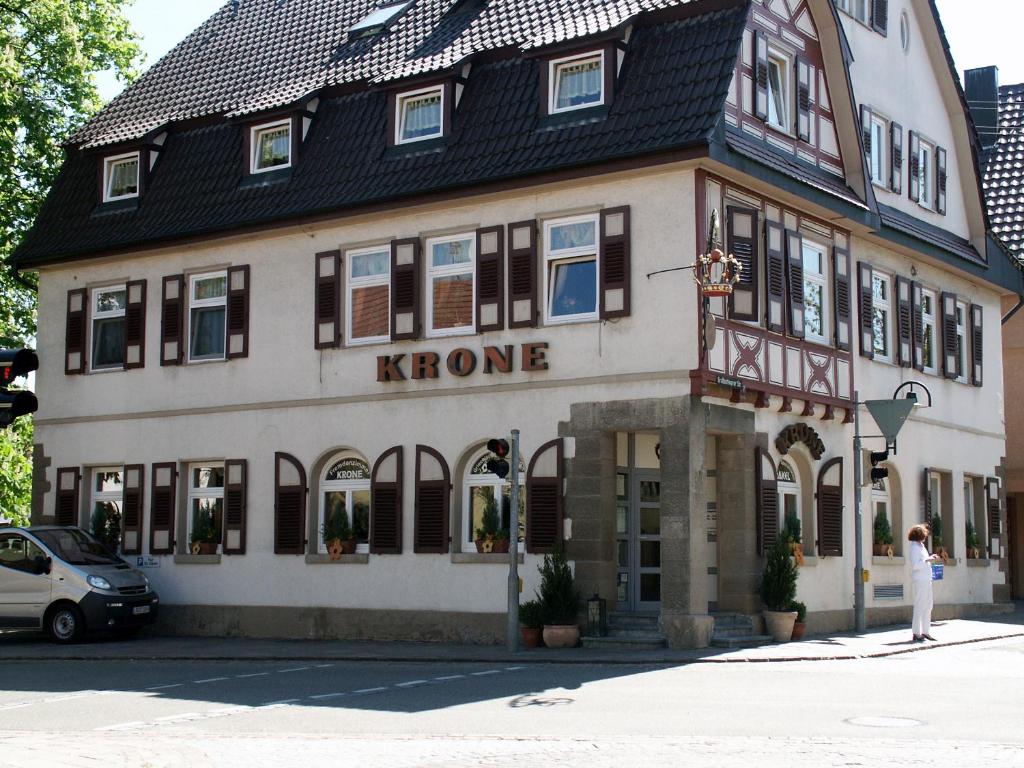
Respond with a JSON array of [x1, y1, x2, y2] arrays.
[[715, 432, 762, 615]]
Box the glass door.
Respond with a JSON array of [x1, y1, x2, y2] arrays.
[[615, 433, 662, 613]]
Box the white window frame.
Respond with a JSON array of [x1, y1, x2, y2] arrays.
[[872, 272, 893, 363], [462, 450, 525, 553], [187, 270, 227, 363], [837, 0, 868, 24], [348, 0, 409, 35], [871, 475, 891, 545], [928, 471, 941, 527], [346, 245, 391, 346], [187, 463, 224, 554], [250, 119, 292, 174], [543, 213, 600, 325], [102, 152, 140, 202], [917, 139, 933, 210], [549, 50, 605, 115], [921, 288, 938, 374], [766, 50, 791, 133], [425, 232, 476, 338], [89, 467, 124, 545], [319, 453, 371, 555], [870, 114, 888, 188], [777, 461, 800, 536], [90, 284, 127, 372], [395, 85, 445, 145], [801, 239, 829, 345], [955, 300, 968, 383]]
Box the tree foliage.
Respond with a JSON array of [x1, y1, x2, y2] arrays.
[[0, 0, 141, 523]]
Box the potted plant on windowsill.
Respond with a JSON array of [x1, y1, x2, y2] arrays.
[[537, 548, 581, 648], [783, 511, 804, 566], [965, 519, 982, 560], [930, 516, 949, 563], [789, 600, 807, 641], [760, 534, 798, 643], [322, 509, 356, 560], [518, 599, 544, 649], [475, 496, 501, 553], [873, 509, 894, 558], [190, 507, 219, 555], [492, 528, 511, 554]]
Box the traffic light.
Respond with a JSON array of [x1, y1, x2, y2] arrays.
[[869, 449, 889, 483], [0, 348, 39, 428], [486, 438, 510, 479]]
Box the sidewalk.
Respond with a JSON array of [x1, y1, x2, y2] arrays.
[[2, 605, 1022, 664]]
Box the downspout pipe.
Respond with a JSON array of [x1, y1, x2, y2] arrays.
[[1003, 295, 1024, 326]]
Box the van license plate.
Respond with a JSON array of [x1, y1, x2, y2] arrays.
[[132, 605, 150, 615]]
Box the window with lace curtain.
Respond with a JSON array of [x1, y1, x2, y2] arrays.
[[103, 152, 140, 202], [250, 119, 292, 173], [396, 86, 444, 144], [549, 51, 605, 113]]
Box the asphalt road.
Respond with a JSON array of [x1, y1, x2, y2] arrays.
[[2, 637, 1022, 767]]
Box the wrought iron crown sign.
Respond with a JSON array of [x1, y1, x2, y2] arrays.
[[693, 209, 742, 298]]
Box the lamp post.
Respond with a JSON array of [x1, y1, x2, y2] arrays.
[[507, 428, 521, 652], [852, 381, 931, 633]]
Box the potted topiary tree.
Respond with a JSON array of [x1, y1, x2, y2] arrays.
[[518, 599, 544, 648], [760, 533, 798, 642], [189, 507, 219, 555], [789, 600, 807, 641], [321, 505, 355, 559], [873, 509, 894, 557], [537, 548, 580, 648], [930, 515, 949, 563], [783, 511, 804, 566], [475, 496, 501, 553], [965, 519, 982, 560]]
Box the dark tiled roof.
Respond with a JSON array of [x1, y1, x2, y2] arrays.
[[14, 6, 746, 267], [984, 83, 1024, 259], [877, 203, 983, 265], [71, 0, 702, 150]]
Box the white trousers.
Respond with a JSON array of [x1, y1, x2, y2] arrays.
[[912, 579, 933, 636]]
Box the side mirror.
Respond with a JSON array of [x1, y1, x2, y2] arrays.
[[32, 555, 51, 576]]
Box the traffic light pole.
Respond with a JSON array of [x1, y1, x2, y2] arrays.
[[507, 429, 520, 653], [852, 391, 866, 634]]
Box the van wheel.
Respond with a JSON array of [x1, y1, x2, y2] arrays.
[[47, 605, 86, 644]]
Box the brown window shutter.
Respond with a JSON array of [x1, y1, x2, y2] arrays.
[[149, 463, 177, 554], [911, 282, 925, 371], [895, 276, 913, 368], [754, 30, 769, 123], [160, 275, 184, 366], [526, 438, 563, 554], [871, 0, 888, 36], [65, 289, 87, 375], [832, 245, 852, 351], [940, 291, 958, 379], [784, 229, 805, 339], [390, 238, 421, 341], [764, 221, 786, 333], [414, 445, 451, 553], [475, 225, 505, 333], [795, 57, 811, 142], [55, 467, 80, 527], [922, 467, 932, 529], [935, 146, 948, 215], [370, 445, 403, 554], [727, 206, 760, 323], [970, 303, 983, 387], [121, 464, 145, 555], [314, 250, 341, 349], [986, 477, 1001, 537], [274, 452, 307, 555], [816, 457, 844, 557], [507, 220, 538, 328], [123, 280, 146, 370], [908, 131, 921, 203], [600, 206, 631, 319], [857, 262, 874, 359], [860, 105, 872, 177], [223, 459, 247, 554], [226, 265, 250, 359], [890, 122, 903, 194], [755, 448, 778, 556]]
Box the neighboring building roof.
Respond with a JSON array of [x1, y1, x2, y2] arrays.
[[984, 83, 1024, 260], [12, 3, 748, 267]]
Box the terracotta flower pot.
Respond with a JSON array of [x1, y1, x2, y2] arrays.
[[763, 610, 798, 643], [520, 626, 542, 648], [542, 624, 580, 648], [191, 542, 217, 556], [790, 621, 807, 641], [342, 538, 358, 555], [492, 538, 510, 554], [327, 539, 344, 560], [873, 543, 889, 557]]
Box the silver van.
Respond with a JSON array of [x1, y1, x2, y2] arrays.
[[0, 525, 159, 643]]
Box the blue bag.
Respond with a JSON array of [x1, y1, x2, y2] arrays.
[[931, 563, 944, 581]]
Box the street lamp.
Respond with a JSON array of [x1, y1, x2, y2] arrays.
[[852, 381, 932, 633]]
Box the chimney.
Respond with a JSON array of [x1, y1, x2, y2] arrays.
[[964, 66, 1000, 152]]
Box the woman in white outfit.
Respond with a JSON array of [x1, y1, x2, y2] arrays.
[[908, 524, 940, 642]]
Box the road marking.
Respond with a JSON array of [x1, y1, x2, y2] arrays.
[[206, 706, 253, 717], [504, 666, 527, 671], [153, 712, 201, 723], [352, 687, 387, 695], [314, 663, 334, 668], [260, 699, 300, 707], [277, 667, 310, 673], [193, 677, 229, 684], [471, 670, 501, 676], [145, 683, 183, 690], [395, 680, 428, 688], [309, 692, 347, 700], [236, 672, 269, 678], [95, 721, 147, 732], [434, 674, 465, 681]]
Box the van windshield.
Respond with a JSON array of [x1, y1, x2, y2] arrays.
[[33, 529, 120, 566]]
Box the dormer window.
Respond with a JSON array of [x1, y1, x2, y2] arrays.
[[103, 152, 140, 202], [396, 86, 444, 144], [766, 53, 790, 131], [550, 51, 605, 113], [250, 119, 292, 173]]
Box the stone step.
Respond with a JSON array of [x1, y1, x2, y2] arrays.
[[608, 614, 660, 631], [711, 626, 759, 638], [581, 635, 667, 651], [711, 613, 755, 629], [607, 628, 664, 639], [709, 634, 774, 649]]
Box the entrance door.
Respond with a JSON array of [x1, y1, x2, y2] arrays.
[[616, 434, 662, 613]]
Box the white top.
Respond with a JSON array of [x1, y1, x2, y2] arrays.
[[909, 540, 933, 583]]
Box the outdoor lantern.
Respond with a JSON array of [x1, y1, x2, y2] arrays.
[[587, 593, 607, 637], [692, 209, 742, 298]]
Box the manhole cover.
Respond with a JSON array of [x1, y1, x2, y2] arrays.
[[845, 716, 925, 728]]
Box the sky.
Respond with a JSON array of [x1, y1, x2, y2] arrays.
[[95, 0, 1024, 103]]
